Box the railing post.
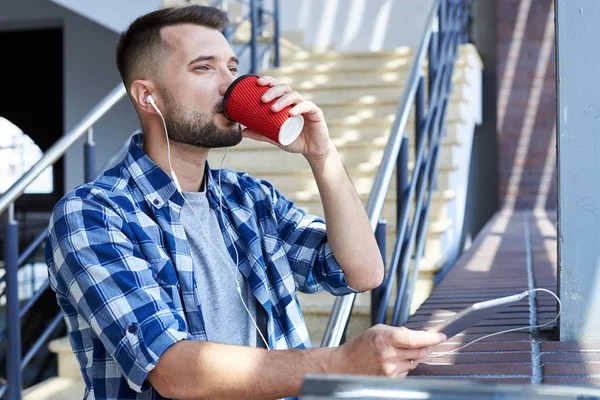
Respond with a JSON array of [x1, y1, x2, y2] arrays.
[[415, 77, 425, 160], [250, 0, 258, 74], [439, 0, 446, 52], [395, 136, 410, 323], [84, 127, 96, 183], [5, 204, 22, 400], [428, 12, 439, 100], [273, 0, 281, 68], [371, 220, 387, 326], [414, 78, 426, 257], [257, 0, 265, 35], [397, 136, 409, 229]]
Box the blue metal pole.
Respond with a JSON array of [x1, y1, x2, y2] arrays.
[[439, 0, 447, 52], [258, 0, 265, 35], [397, 136, 409, 228], [273, 0, 281, 68], [5, 205, 22, 400], [250, 0, 258, 74], [395, 136, 410, 320], [415, 77, 425, 161], [371, 220, 387, 326], [414, 78, 426, 256], [84, 127, 96, 183]]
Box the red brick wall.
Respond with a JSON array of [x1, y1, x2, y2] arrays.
[[497, 0, 556, 209]]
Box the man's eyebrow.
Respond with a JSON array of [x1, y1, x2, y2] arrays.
[[187, 55, 240, 66], [188, 55, 215, 65]]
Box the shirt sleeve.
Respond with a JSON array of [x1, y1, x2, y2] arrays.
[[46, 192, 190, 393], [259, 180, 361, 296]]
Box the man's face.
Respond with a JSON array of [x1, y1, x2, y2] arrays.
[[158, 24, 241, 148]]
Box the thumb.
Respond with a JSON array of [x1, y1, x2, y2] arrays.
[[388, 327, 446, 349]]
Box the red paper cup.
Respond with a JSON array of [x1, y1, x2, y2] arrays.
[[223, 74, 304, 146]]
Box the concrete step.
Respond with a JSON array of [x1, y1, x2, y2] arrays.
[[282, 47, 413, 63], [226, 162, 458, 199], [267, 45, 479, 77], [283, 189, 455, 224], [297, 85, 471, 108], [264, 65, 474, 90], [230, 130, 462, 153], [23, 377, 85, 400], [210, 138, 457, 175], [325, 117, 468, 145], [48, 337, 80, 379], [320, 98, 471, 124], [22, 337, 84, 399]]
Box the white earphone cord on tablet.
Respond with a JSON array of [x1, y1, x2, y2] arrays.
[[428, 288, 561, 358]]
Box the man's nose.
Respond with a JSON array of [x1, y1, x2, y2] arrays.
[[219, 70, 237, 96]]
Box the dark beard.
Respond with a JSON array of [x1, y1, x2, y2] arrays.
[[160, 88, 242, 148]]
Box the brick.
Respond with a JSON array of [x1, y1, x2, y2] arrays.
[[543, 377, 600, 385], [411, 363, 532, 377], [408, 376, 532, 384], [541, 342, 600, 352], [542, 353, 600, 363], [430, 341, 532, 353], [544, 363, 600, 376], [424, 352, 532, 364]]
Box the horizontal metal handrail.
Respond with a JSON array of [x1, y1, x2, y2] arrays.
[[0, 83, 126, 216], [320, 0, 439, 348]]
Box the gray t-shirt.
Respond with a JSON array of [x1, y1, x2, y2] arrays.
[[180, 189, 268, 348]]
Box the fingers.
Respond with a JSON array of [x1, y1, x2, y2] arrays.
[[382, 359, 415, 378], [271, 91, 305, 112], [241, 128, 279, 146], [256, 76, 279, 87], [388, 327, 446, 349], [392, 347, 429, 361], [261, 83, 293, 103]]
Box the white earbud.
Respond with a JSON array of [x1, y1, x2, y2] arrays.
[[146, 94, 156, 105], [146, 94, 183, 194]]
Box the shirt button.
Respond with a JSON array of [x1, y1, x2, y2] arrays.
[[153, 199, 160, 206], [128, 324, 137, 334]]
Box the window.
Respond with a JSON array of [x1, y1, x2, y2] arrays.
[[0, 117, 53, 194]]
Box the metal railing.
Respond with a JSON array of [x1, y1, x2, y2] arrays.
[[0, 84, 127, 400], [321, 0, 471, 347], [212, 0, 281, 74], [0, 1, 280, 397]]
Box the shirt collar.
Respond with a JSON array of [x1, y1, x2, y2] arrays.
[[123, 132, 222, 209]]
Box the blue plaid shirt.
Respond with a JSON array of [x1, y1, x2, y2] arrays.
[[45, 133, 358, 400]]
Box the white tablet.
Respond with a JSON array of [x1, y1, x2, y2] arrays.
[[427, 291, 529, 339]]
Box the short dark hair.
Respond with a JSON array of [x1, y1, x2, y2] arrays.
[[116, 5, 228, 91]]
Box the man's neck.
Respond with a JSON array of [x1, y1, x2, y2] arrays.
[[143, 131, 209, 193]]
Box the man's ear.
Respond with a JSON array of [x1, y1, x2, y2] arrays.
[[131, 80, 159, 115]]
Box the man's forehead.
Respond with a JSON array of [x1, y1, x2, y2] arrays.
[[160, 24, 234, 60]]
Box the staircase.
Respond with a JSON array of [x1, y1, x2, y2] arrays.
[[13, 0, 481, 397], [208, 42, 483, 343]]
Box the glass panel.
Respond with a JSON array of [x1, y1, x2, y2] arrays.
[[0, 117, 53, 194]]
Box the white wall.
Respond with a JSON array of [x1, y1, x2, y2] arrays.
[[0, 0, 140, 193], [280, 0, 435, 51], [48, 0, 161, 33]]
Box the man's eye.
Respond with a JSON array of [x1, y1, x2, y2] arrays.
[[195, 65, 209, 71], [229, 67, 238, 74]]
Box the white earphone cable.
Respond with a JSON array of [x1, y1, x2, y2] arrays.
[[428, 288, 561, 358], [150, 99, 270, 350]]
